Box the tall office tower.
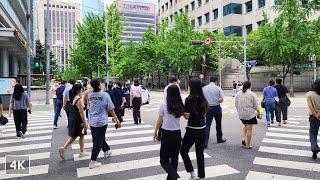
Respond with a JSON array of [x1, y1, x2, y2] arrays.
[[82, 0, 104, 19], [116, 0, 157, 45], [38, 0, 81, 71]]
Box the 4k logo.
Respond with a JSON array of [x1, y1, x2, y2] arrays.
[[5, 155, 30, 175]]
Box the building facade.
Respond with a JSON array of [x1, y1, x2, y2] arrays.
[[38, 0, 80, 71], [159, 0, 319, 35], [82, 0, 104, 18], [116, 0, 157, 45], [0, 0, 32, 77]]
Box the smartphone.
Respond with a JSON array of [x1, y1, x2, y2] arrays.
[[82, 128, 87, 135], [115, 124, 119, 129], [28, 110, 31, 114]]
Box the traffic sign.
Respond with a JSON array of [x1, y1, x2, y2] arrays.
[[200, 74, 204, 79], [204, 37, 212, 45]]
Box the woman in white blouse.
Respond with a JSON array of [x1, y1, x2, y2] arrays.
[[235, 81, 262, 149]]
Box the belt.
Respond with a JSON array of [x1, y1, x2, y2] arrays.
[[209, 105, 220, 107]]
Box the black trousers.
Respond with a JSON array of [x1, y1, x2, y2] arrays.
[[275, 97, 288, 122], [205, 105, 223, 146], [160, 129, 181, 180], [180, 128, 206, 178], [90, 124, 110, 161], [309, 115, 320, 152], [132, 97, 142, 123], [13, 109, 28, 137], [66, 101, 71, 126]]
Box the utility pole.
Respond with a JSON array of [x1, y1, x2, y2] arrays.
[[243, 28, 247, 82], [218, 42, 221, 87], [45, 0, 51, 104], [105, 4, 109, 85], [26, 0, 32, 96], [310, 54, 317, 81]]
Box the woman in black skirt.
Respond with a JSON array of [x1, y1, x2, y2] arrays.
[[235, 81, 262, 149], [9, 84, 31, 138], [59, 83, 89, 159]]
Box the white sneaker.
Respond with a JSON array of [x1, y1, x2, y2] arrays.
[[190, 171, 197, 180], [19, 131, 24, 138], [53, 125, 58, 129], [59, 148, 65, 160], [104, 150, 112, 158], [79, 151, 89, 158], [89, 161, 102, 169]]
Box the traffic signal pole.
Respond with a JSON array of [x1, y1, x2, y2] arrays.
[[26, 0, 31, 96], [45, 0, 51, 104], [243, 28, 247, 81], [105, 4, 109, 85]]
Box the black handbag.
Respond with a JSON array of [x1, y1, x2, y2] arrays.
[[284, 96, 291, 106], [261, 100, 265, 108], [0, 116, 8, 125]]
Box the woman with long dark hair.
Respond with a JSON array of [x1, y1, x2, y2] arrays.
[[59, 83, 89, 160], [235, 81, 262, 149], [9, 84, 31, 138], [180, 79, 207, 179], [307, 79, 320, 159], [153, 85, 184, 180], [130, 80, 142, 124]]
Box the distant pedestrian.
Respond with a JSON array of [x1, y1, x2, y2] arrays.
[[235, 81, 262, 149], [53, 80, 66, 129], [87, 79, 121, 169], [307, 79, 320, 159], [232, 81, 237, 97], [275, 79, 290, 126], [59, 84, 89, 160], [112, 82, 126, 122], [130, 80, 142, 124], [180, 79, 208, 179], [153, 85, 184, 180], [63, 80, 76, 125], [123, 83, 130, 109], [237, 81, 242, 92], [8, 84, 31, 138], [50, 80, 59, 115], [262, 80, 278, 127], [202, 76, 226, 148]]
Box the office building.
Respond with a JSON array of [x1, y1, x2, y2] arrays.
[[82, 0, 104, 19], [158, 0, 320, 36], [38, 0, 81, 71], [0, 0, 33, 77], [116, 0, 157, 45]]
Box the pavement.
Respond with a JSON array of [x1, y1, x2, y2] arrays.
[[0, 90, 318, 179]]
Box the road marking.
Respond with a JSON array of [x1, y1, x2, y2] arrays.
[[6, 119, 53, 125], [87, 124, 152, 132], [266, 132, 311, 139], [246, 171, 313, 180], [0, 143, 51, 153], [268, 127, 308, 133], [0, 135, 52, 145], [0, 152, 50, 164], [4, 125, 53, 132], [1, 130, 52, 138], [6, 122, 54, 127], [253, 157, 320, 172], [132, 164, 240, 180], [259, 146, 311, 157], [73, 136, 153, 149], [83, 129, 153, 140], [74, 144, 161, 161], [262, 138, 310, 147], [77, 152, 211, 178], [109, 121, 145, 125], [286, 121, 300, 124], [0, 164, 49, 179], [141, 107, 160, 112], [282, 124, 309, 128]]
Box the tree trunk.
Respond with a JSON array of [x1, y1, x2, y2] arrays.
[[185, 74, 189, 91], [289, 65, 294, 97]]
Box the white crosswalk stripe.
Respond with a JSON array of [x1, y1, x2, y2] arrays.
[[71, 114, 239, 179], [246, 116, 320, 179], [0, 113, 53, 179]]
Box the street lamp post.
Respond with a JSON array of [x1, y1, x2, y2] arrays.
[[45, 0, 51, 104], [309, 54, 317, 81], [26, 0, 31, 96], [243, 28, 247, 82], [105, 3, 109, 85]]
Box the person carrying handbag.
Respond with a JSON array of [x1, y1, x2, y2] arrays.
[[275, 79, 290, 126]]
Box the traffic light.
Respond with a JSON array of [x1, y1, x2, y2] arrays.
[[189, 40, 203, 45]]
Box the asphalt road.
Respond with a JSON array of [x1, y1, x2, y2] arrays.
[[0, 91, 318, 180]]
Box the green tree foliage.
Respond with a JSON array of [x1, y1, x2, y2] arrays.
[[34, 40, 58, 75]]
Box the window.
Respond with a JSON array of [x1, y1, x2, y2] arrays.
[[245, 1, 252, 13], [166, 2, 168, 10], [205, 12, 210, 23], [223, 26, 242, 36], [175, 0, 177, 4], [180, 8, 183, 13], [191, 19, 195, 28], [301, 0, 309, 6], [274, 0, 282, 5], [246, 24, 252, 34], [170, 15, 173, 22], [185, 5, 189, 13], [198, 16, 202, 26], [206, 0, 209, 3], [223, 3, 242, 16], [162, 5, 164, 12], [257, 20, 265, 26], [198, 0, 202, 7], [170, 0, 173, 7], [213, 8, 218, 19], [258, 0, 265, 8], [175, 12, 178, 16], [191, 1, 195, 11]]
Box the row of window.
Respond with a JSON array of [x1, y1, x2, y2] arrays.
[[161, 0, 211, 14], [44, 4, 76, 9], [223, 0, 265, 16]]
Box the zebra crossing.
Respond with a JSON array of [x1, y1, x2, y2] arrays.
[[140, 100, 162, 112], [246, 115, 320, 180], [0, 113, 53, 179], [70, 116, 240, 179]]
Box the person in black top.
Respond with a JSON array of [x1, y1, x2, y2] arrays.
[[232, 81, 237, 97], [275, 78, 290, 126], [53, 81, 66, 129], [112, 82, 126, 122], [180, 79, 208, 179]]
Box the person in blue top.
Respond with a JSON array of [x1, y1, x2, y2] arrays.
[[53, 80, 66, 129], [112, 82, 126, 122], [263, 80, 278, 127]]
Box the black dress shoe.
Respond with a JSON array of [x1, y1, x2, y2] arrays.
[[312, 150, 319, 159], [217, 139, 227, 143], [242, 140, 246, 146]]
